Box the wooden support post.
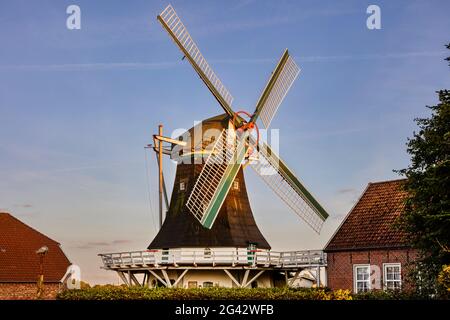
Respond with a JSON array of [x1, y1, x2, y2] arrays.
[[284, 271, 288, 287], [142, 272, 147, 286], [146, 272, 152, 287], [161, 269, 172, 288], [172, 269, 189, 288], [243, 270, 265, 288], [242, 270, 250, 288], [155, 153, 169, 209], [288, 270, 301, 287], [158, 124, 163, 229], [130, 272, 140, 286], [117, 271, 130, 286], [316, 266, 321, 287], [223, 270, 241, 287], [148, 270, 168, 287]]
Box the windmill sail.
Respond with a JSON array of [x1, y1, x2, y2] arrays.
[[158, 5, 235, 117], [249, 136, 328, 233], [250, 49, 300, 128], [186, 129, 248, 229]]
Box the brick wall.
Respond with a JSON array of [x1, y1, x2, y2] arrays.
[[326, 248, 418, 292], [0, 283, 61, 300]]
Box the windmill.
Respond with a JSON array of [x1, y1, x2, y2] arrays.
[[148, 4, 328, 251], [97, 4, 330, 289]]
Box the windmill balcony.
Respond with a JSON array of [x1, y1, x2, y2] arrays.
[[98, 248, 327, 270]]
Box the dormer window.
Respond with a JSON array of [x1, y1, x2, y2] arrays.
[[179, 181, 186, 191], [233, 179, 239, 191]]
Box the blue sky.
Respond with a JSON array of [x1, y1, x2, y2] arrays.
[[0, 0, 449, 284]]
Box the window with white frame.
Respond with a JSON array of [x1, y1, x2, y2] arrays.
[[354, 265, 371, 293], [384, 263, 401, 290]]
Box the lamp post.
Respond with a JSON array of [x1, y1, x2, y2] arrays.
[[36, 246, 48, 299]]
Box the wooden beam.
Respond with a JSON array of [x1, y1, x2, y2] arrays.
[[172, 269, 189, 288], [148, 270, 167, 287], [223, 270, 241, 287], [117, 271, 130, 286], [151, 145, 172, 155], [158, 125, 164, 229], [161, 269, 172, 288], [142, 272, 147, 286], [243, 270, 265, 288], [316, 266, 321, 287], [145, 272, 152, 287], [128, 272, 140, 286], [241, 270, 250, 288], [288, 270, 301, 287], [154, 135, 187, 146]]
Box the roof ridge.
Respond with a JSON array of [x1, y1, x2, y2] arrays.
[[368, 178, 407, 185]]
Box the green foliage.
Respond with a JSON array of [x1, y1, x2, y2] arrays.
[[446, 43, 450, 66], [438, 265, 450, 297], [353, 289, 423, 300], [396, 45, 450, 297], [80, 281, 91, 289], [57, 286, 421, 300], [58, 286, 330, 300]]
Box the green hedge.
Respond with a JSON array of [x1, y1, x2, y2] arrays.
[[57, 286, 425, 300], [352, 289, 424, 300], [58, 286, 340, 300]]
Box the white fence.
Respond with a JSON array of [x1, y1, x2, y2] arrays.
[[99, 249, 326, 269]]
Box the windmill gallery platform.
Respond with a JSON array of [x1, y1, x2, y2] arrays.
[[99, 249, 327, 288], [98, 5, 329, 289]]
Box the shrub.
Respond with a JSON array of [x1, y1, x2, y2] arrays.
[[330, 289, 352, 300], [352, 289, 423, 300], [57, 286, 424, 300], [58, 286, 334, 300], [57, 285, 429, 300], [437, 265, 450, 298]]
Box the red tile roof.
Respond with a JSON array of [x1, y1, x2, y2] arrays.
[[325, 179, 409, 252], [0, 212, 71, 283]]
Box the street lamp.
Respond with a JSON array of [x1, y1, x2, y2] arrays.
[[36, 246, 48, 299]]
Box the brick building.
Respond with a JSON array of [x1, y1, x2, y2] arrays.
[[325, 179, 417, 293], [0, 212, 71, 299]]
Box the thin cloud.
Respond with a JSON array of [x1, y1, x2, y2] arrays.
[[231, 0, 257, 10], [337, 188, 356, 194], [112, 240, 132, 244], [0, 62, 179, 72], [75, 239, 133, 250], [296, 127, 368, 140], [295, 51, 447, 62], [1, 160, 141, 179], [15, 212, 36, 218], [87, 242, 110, 246], [1, 51, 444, 72], [14, 204, 33, 208]]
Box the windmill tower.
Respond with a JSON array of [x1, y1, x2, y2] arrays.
[[99, 4, 329, 289]]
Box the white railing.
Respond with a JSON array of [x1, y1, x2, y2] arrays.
[[99, 249, 326, 269]]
